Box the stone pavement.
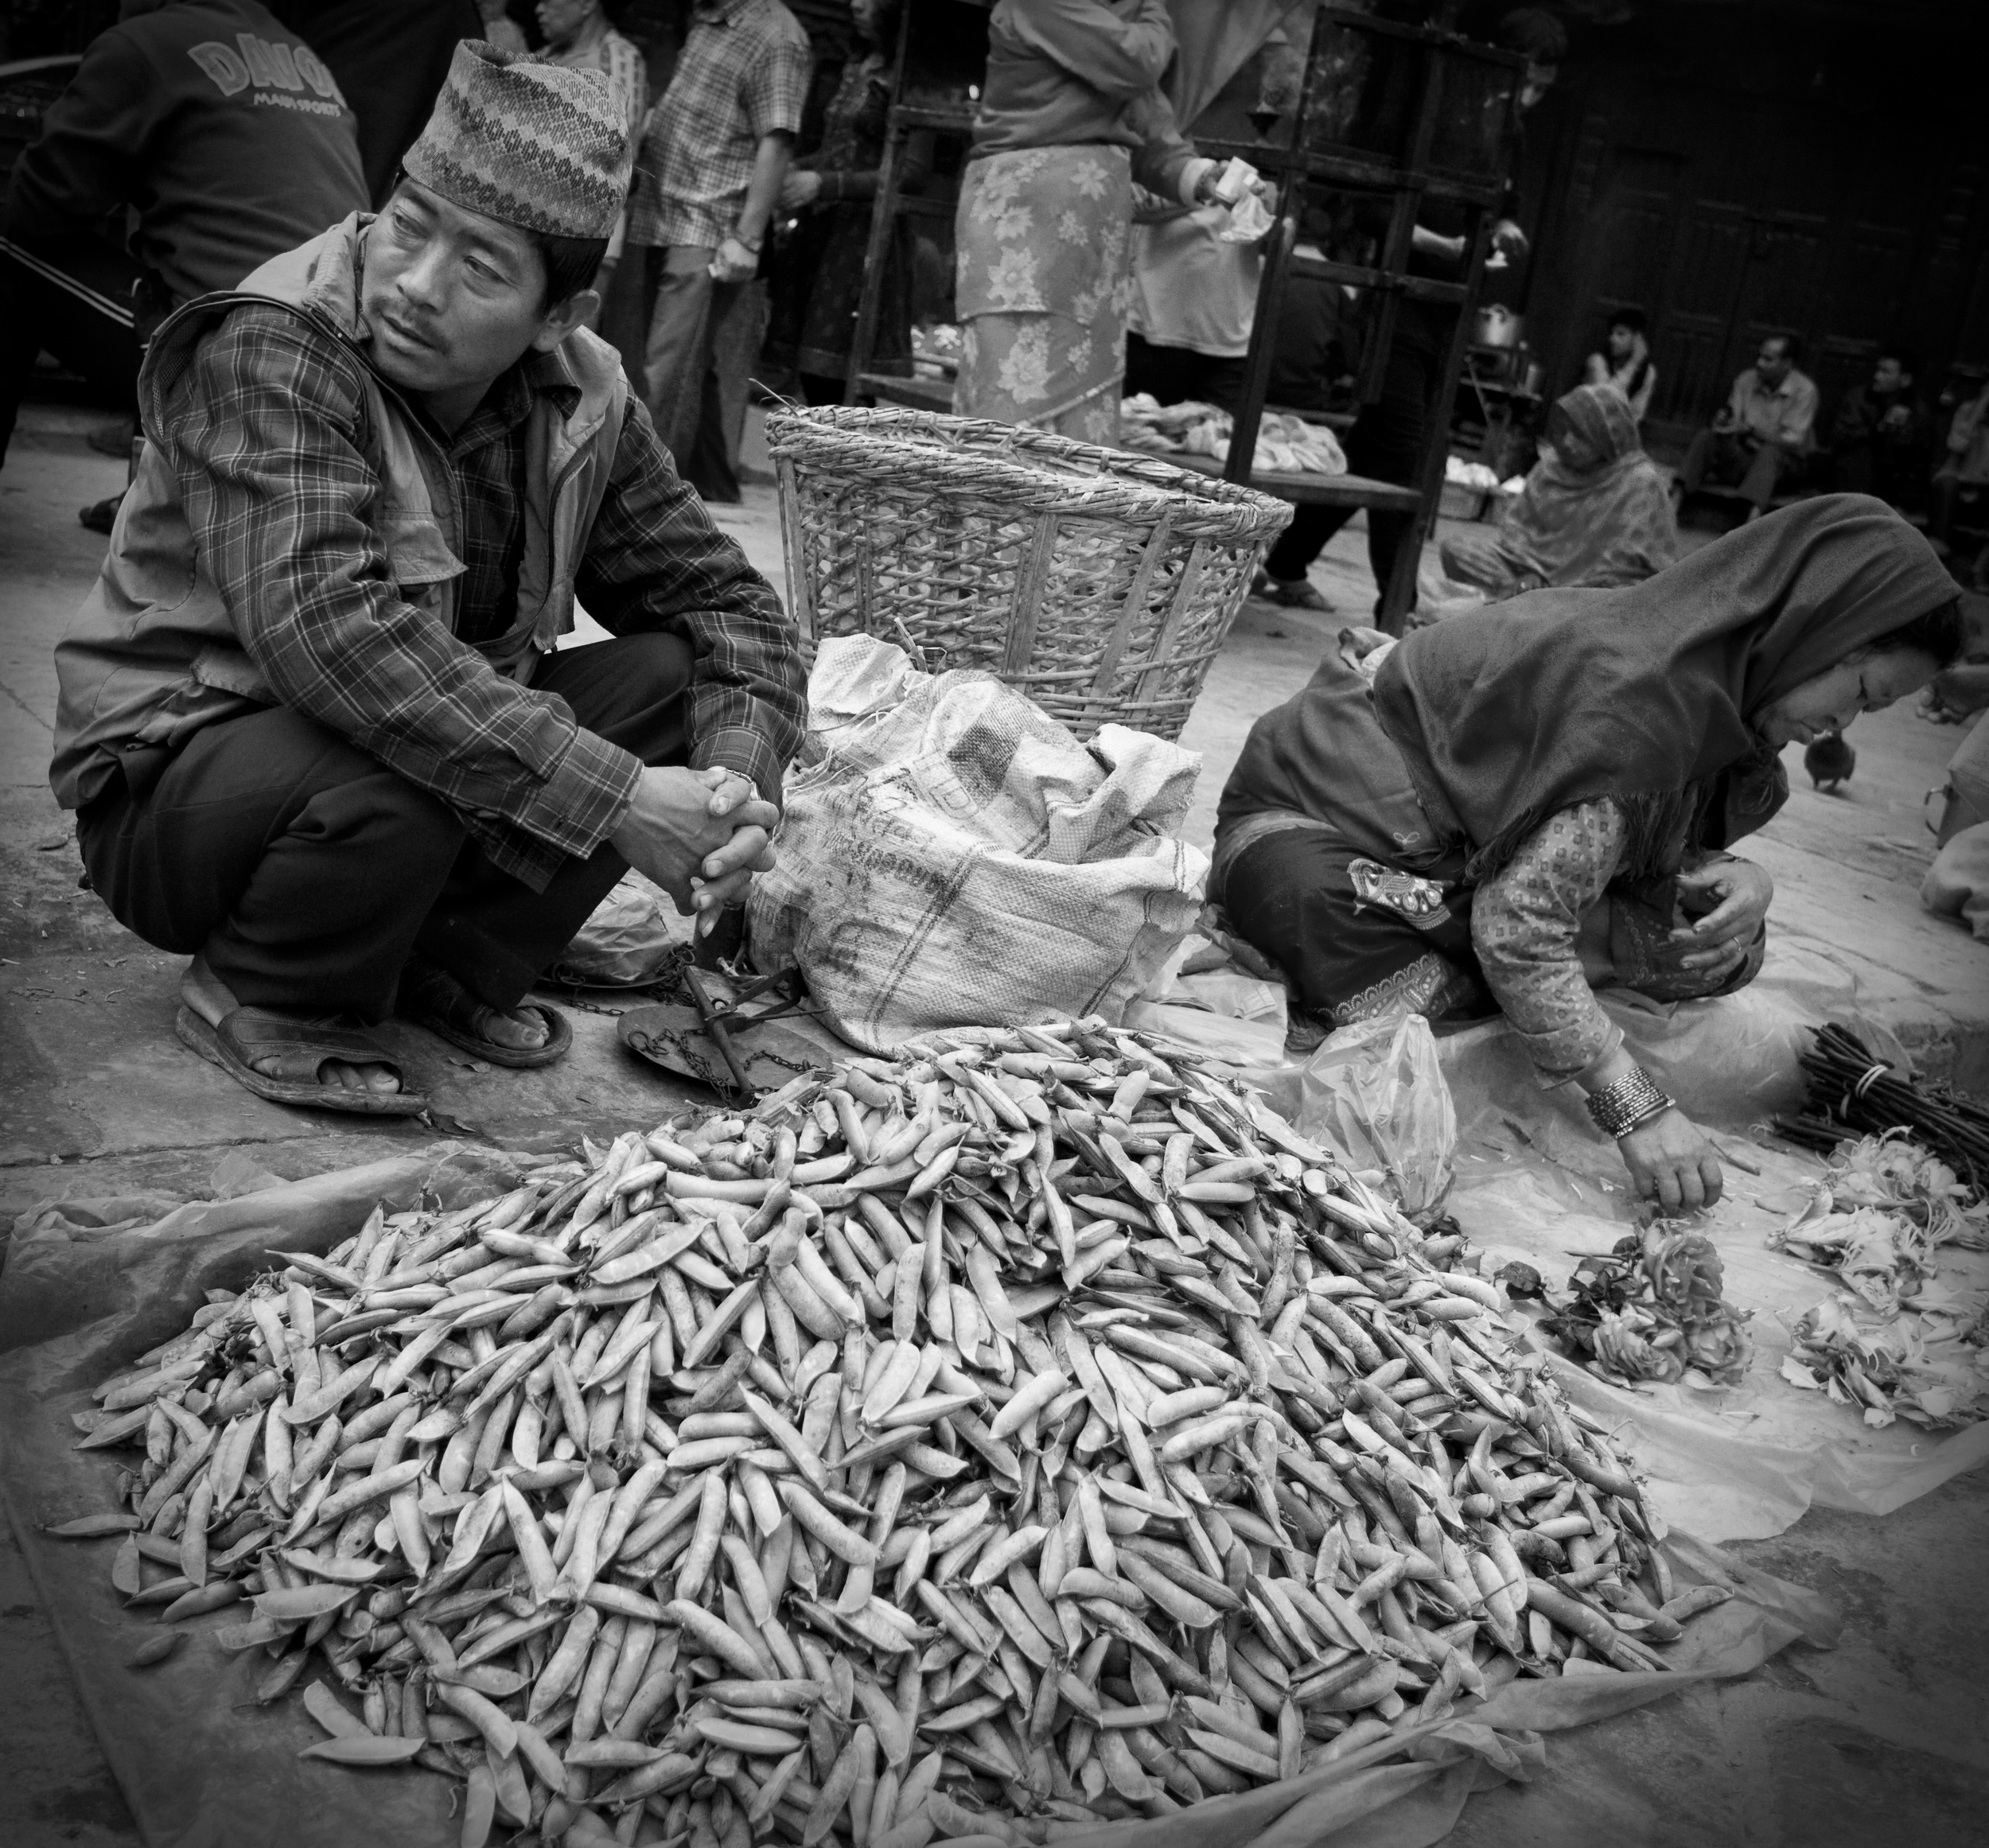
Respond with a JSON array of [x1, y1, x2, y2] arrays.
[[1, 407, 1985, 1846]]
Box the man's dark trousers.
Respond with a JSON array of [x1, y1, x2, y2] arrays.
[[1261, 320, 1446, 607], [1677, 428, 1796, 512], [77, 634, 690, 1021]]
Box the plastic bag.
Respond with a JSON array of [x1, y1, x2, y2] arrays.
[[1932, 711, 1989, 846], [1292, 1012, 1458, 1216], [552, 870, 691, 986], [1218, 184, 1274, 244], [747, 636, 1207, 1051], [1922, 819, 1989, 938], [1125, 998, 1290, 1069]]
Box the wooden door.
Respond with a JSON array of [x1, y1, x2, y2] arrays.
[[1520, 14, 1988, 449]]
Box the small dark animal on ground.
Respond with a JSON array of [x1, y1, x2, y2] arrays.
[[1804, 734, 1855, 792]]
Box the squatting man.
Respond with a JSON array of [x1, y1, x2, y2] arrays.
[[50, 41, 808, 1115]]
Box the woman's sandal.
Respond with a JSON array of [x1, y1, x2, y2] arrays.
[[399, 961, 572, 1070], [175, 1006, 429, 1115]]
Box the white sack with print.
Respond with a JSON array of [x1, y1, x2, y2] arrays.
[[747, 636, 1207, 1051]]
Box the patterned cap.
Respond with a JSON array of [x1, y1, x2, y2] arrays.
[[403, 40, 629, 241]]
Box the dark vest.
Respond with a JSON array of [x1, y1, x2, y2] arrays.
[[52, 212, 629, 811]]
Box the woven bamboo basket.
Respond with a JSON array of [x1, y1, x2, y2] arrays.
[[765, 406, 1294, 741]]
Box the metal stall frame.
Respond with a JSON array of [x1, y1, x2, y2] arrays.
[[843, 1, 987, 413], [1192, 6, 1524, 632]]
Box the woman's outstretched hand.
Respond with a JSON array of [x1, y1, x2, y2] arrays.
[[1618, 1106, 1723, 1213], [1580, 1045, 1722, 1213], [1669, 856, 1773, 976], [1920, 662, 1989, 723]]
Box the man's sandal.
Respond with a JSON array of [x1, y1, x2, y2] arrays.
[[1251, 569, 1333, 611], [399, 962, 572, 1070], [174, 1006, 429, 1115]]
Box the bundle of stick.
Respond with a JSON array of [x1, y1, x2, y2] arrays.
[[1776, 1023, 1989, 1198], [63, 1017, 1718, 1848]]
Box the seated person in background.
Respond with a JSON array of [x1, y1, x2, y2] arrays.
[[49, 45, 806, 1116], [1929, 375, 1989, 571], [1438, 383, 1678, 597], [1212, 498, 1960, 1214], [1581, 305, 1656, 423], [1675, 333, 1818, 518], [1831, 345, 1929, 510]]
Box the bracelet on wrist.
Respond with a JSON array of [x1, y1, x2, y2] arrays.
[[1585, 1066, 1674, 1139]]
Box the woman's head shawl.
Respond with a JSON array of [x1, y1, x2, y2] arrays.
[[1499, 383, 1677, 589], [1372, 495, 1955, 881], [1548, 381, 1641, 470]]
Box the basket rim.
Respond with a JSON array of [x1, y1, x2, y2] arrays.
[[764, 403, 1293, 538]]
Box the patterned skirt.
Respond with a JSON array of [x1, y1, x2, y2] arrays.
[[1223, 825, 1764, 1030], [952, 143, 1131, 444], [1223, 827, 1490, 1027]]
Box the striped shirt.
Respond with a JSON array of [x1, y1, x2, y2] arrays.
[[162, 303, 806, 889], [628, 0, 811, 250]]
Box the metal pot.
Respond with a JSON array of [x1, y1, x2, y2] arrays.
[[1473, 304, 1523, 349]]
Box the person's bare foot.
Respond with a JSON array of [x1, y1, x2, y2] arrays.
[[397, 959, 549, 1053], [181, 955, 400, 1094]]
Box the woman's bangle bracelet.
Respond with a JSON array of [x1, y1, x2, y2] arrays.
[[1616, 1096, 1672, 1138], [1585, 1066, 1673, 1138]]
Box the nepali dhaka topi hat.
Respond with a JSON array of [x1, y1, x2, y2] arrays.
[[403, 40, 629, 241]]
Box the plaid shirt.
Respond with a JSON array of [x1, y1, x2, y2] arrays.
[[164, 303, 806, 889], [628, 0, 811, 249]]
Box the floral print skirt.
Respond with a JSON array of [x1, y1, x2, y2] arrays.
[[952, 143, 1131, 443], [1222, 826, 1490, 1027]]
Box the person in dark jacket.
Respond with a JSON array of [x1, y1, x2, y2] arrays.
[[1831, 345, 1930, 512], [266, 0, 485, 205], [0, 0, 369, 508]]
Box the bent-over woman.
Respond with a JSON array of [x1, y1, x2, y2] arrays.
[[1440, 383, 1678, 597], [955, 0, 1220, 442], [1213, 496, 1962, 1212]]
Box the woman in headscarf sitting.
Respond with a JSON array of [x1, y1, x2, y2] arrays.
[[1212, 498, 1962, 1212], [1440, 383, 1678, 598]]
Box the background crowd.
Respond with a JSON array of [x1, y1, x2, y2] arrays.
[[2, 0, 1986, 592]]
